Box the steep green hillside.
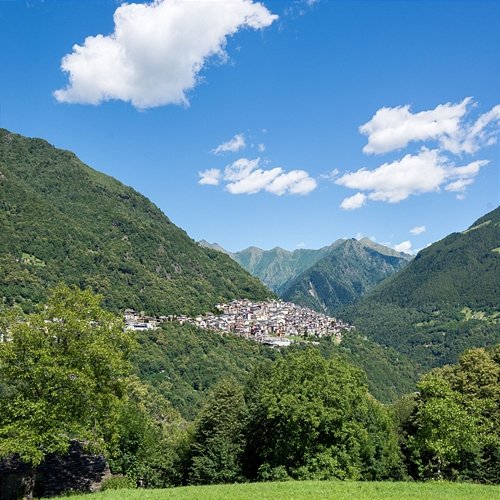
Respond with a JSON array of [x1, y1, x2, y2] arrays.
[[316, 331, 418, 403], [344, 206, 500, 371], [0, 129, 271, 314], [232, 243, 344, 294], [282, 239, 409, 314], [133, 322, 279, 420]]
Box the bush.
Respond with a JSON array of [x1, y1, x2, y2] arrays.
[[101, 475, 135, 491]]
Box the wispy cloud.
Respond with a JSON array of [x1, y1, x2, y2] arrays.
[[409, 225, 426, 235], [212, 133, 246, 155], [54, 0, 277, 109], [199, 157, 317, 196]]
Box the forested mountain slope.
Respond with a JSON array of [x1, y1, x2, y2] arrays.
[[282, 238, 410, 314], [343, 206, 500, 371], [0, 129, 271, 314]]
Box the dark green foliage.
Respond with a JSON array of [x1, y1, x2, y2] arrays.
[[0, 129, 271, 315], [245, 349, 404, 481], [132, 322, 279, 420], [282, 239, 410, 314], [344, 207, 500, 372], [315, 333, 419, 403], [187, 379, 249, 485], [402, 346, 500, 483], [109, 378, 189, 488]]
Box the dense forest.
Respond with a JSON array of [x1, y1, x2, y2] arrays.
[[0, 129, 271, 315], [343, 206, 500, 372], [0, 287, 498, 496]]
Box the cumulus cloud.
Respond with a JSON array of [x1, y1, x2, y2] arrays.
[[200, 157, 317, 196], [409, 225, 426, 235], [360, 98, 500, 155], [257, 143, 266, 152], [394, 240, 412, 254], [340, 192, 366, 210], [336, 149, 488, 207], [198, 168, 221, 185], [213, 133, 246, 155], [54, 0, 277, 109]]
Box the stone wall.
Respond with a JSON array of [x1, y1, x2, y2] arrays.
[[0, 441, 111, 499]]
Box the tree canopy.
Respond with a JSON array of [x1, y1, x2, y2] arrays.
[[0, 285, 136, 497], [247, 349, 403, 481]]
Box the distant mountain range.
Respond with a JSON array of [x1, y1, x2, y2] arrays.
[[0, 129, 272, 315], [282, 238, 411, 314], [343, 206, 500, 371], [200, 237, 412, 313]]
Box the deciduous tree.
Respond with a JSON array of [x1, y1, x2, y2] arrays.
[[0, 285, 136, 498]]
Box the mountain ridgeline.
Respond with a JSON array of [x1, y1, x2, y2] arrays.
[[201, 238, 411, 314], [281, 238, 411, 314], [343, 206, 500, 371], [0, 129, 272, 314], [227, 242, 345, 295]]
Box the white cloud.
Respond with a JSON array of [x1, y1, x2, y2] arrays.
[[200, 157, 317, 196], [410, 225, 426, 235], [394, 240, 412, 253], [336, 149, 488, 206], [441, 104, 500, 154], [198, 168, 221, 185], [258, 143, 266, 152], [360, 98, 500, 155], [224, 157, 260, 181], [340, 192, 366, 210], [213, 133, 246, 155], [320, 168, 340, 182], [226, 165, 282, 194], [54, 0, 277, 109], [444, 178, 474, 192]]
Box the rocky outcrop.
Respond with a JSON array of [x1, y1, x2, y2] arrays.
[[0, 441, 111, 499]]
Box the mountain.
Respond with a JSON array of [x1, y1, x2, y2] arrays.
[[0, 129, 271, 314], [198, 240, 232, 256], [232, 241, 345, 294], [358, 237, 413, 260], [281, 238, 410, 314], [343, 206, 500, 371]]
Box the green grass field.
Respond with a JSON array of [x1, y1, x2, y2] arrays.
[[65, 480, 500, 500]]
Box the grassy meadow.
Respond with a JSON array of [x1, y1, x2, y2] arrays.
[[65, 480, 500, 500]]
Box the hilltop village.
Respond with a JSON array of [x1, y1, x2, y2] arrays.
[[124, 299, 353, 347]]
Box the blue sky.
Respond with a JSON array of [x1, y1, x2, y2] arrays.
[[1, 0, 499, 253]]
